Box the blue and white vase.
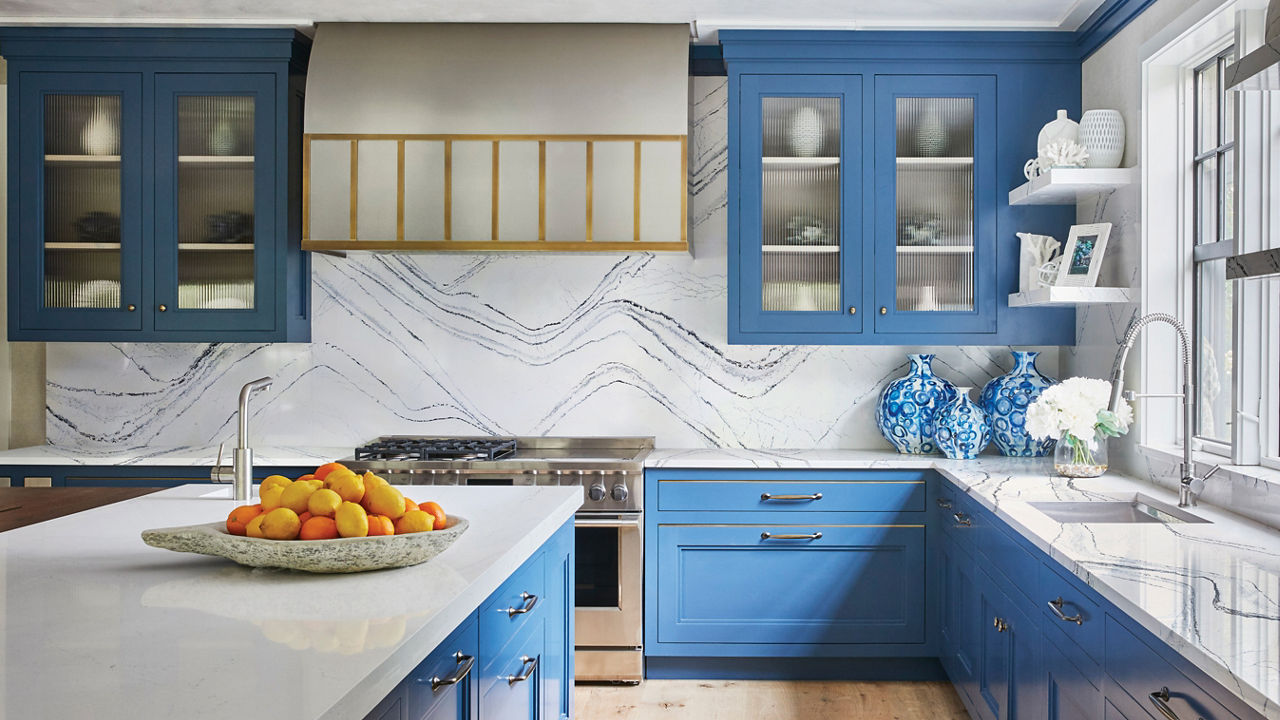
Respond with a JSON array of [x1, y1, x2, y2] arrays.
[[979, 350, 1056, 457], [936, 387, 992, 460], [876, 354, 957, 454]]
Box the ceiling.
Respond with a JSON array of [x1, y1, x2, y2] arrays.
[[0, 0, 1109, 38]]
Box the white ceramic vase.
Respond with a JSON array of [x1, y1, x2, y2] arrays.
[[1079, 109, 1124, 168], [788, 107, 823, 157], [915, 109, 947, 157], [80, 101, 119, 156], [1037, 109, 1078, 156], [208, 119, 236, 156]]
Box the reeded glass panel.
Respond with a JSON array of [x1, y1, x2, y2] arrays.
[[176, 96, 255, 309], [43, 95, 122, 308], [760, 97, 840, 313], [1196, 259, 1232, 442], [895, 98, 974, 312]]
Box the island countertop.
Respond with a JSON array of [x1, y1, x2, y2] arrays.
[[0, 483, 581, 720]]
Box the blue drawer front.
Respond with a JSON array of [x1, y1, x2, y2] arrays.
[[478, 618, 542, 720], [656, 524, 926, 645], [658, 478, 925, 513], [405, 615, 478, 720], [1105, 614, 1240, 720], [1046, 632, 1103, 720], [1039, 561, 1104, 668], [479, 551, 546, 667]]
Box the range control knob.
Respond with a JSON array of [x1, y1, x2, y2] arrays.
[[611, 483, 629, 502], [588, 483, 607, 502]]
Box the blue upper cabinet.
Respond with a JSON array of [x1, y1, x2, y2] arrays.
[[723, 31, 1080, 345], [2, 28, 311, 342]]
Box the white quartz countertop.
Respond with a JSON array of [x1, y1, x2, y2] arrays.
[[0, 483, 581, 720], [0, 443, 348, 467], [648, 448, 1280, 719]]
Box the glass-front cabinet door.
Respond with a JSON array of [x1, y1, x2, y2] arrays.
[[737, 74, 862, 335], [153, 73, 276, 332], [873, 75, 996, 334], [19, 73, 144, 331]]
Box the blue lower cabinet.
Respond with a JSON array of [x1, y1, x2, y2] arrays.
[[405, 616, 479, 720], [655, 524, 926, 648], [366, 687, 407, 720], [974, 565, 1043, 720], [2, 465, 314, 488], [1104, 694, 1150, 720], [479, 619, 543, 720], [1104, 615, 1240, 720], [1045, 631, 1102, 720], [937, 533, 979, 703]]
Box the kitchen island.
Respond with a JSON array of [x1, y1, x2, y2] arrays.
[[0, 483, 580, 720]]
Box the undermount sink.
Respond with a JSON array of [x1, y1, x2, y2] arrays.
[[1030, 494, 1211, 524]]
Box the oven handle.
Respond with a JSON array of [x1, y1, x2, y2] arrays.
[[574, 514, 642, 529]]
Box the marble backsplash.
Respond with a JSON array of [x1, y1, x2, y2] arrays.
[[44, 78, 1057, 453]]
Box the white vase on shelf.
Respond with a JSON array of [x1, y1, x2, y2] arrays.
[[80, 101, 119, 156], [1079, 109, 1125, 168], [915, 108, 947, 157], [788, 107, 823, 157], [1036, 109, 1078, 156]]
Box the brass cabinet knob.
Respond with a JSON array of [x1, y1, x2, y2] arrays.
[[126, 304, 136, 312], [880, 307, 887, 315], [848, 306, 857, 315], [158, 304, 167, 312]]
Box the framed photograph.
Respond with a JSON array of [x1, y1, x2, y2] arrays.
[[1055, 222, 1112, 287]]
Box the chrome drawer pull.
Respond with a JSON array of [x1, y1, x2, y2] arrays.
[[1148, 687, 1198, 720], [760, 492, 823, 501], [506, 655, 538, 685], [936, 498, 953, 509], [1048, 597, 1083, 625], [422, 651, 475, 692], [760, 531, 823, 540], [953, 512, 972, 527], [506, 592, 538, 617]]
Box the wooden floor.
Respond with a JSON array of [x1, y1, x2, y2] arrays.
[[575, 680, 971, 719]]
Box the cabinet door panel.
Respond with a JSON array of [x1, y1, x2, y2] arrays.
[[18, 71, 145, 331], [478, 621, 542, 720], [1046, 633, 1102, 720], [938, 533, 978, 697], [976, 565, 1044, 720], [656, 524, 925, 645], [736, 74, 864, 335], [873, 74, 996, 334], [152, 73, 277, 332], [407, 616, 478, 720]]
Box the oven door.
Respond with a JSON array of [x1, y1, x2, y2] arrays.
[[574, 513, 643, 651]]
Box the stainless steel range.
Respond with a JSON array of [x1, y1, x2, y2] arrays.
[[343, 436, 650, 684]]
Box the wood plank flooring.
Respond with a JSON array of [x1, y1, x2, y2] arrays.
[[576, 680, 971, 719]]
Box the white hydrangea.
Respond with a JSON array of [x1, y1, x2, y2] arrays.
[[1025, 376, 1132, 448]]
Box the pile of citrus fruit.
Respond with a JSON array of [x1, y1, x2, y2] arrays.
[[224, 462, 449, 541]]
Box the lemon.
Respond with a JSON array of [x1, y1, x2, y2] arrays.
[[261, 508, 302, 540], [365, 484, 408, 520], [335, 501, 369, 538], [308, 488, 343, 518], [362, 471, 389, 492], [395, 510, 434, 534], [327, 471, 365, 504], [260, 484, 286, 512], [280, 481, 318, 514], [260, 475, 292, 494], [245, 514, 267, 538]]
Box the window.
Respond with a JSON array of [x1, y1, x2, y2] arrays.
[[1191, 50, 1236, 451]]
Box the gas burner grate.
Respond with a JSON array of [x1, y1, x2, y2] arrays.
[[354, 437, 518, 462]]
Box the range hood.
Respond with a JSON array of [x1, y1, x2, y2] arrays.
[[301, 23, 691, 253], [1227, 0, 1280, 90]]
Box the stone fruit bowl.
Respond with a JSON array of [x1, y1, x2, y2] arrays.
[[141, 515, 469, 573]]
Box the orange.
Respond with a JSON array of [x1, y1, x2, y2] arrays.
[[260, 484, 286, 512], [366, 515, 395, 536], [403, 496, 418, 514], [261, 508, 302, 540], [297, 511, 313, 526], [299, 516, 339, 540], [308, 488, 343, 518], [226, 503, 263, 536], [314, 462, 348, 482], [296, 473, 316, 483], [395, 510, 434, 534], [245, 514, 267, 538], [419, 501, 447, 530], [335, 501, 369, 538]]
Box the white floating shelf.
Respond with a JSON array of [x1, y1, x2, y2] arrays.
[[177, 243, 255, 251], [1009, 167, 1138, 206], [178, 155, 255, 165], [45, 242, 121, 250], [1008, 286, 1134, 307], [44, 154, 121, 165], [897, 156, 973, 167], [761, 244, 840, 253], [762, 156, 840, 167], [897, 245, 974, 254]]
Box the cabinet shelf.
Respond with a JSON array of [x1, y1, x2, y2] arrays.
[[177, 155, 254, 165], [1008, 167, 1138, 206], [897, 156, 973, 167], [896, 245, 974, 254], [45, 242, 121, 251], [44, 154, 121, 165], [762, 244, 840, 253], [45, 242, 255, 252], [762, 156, 840, 167], [1007, 286, 1133, 307]]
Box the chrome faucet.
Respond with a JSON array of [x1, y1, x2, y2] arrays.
[[1108, 314, 1219, 507], [211, 377, 274, 502]]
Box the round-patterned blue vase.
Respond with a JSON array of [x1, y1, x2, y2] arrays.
[[979, 350, 1057, 457], [936, 387, 992, 460], [876, 353, 957, 454]]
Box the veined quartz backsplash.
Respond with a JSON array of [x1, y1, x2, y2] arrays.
[[44, 78, 1057, 452]]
